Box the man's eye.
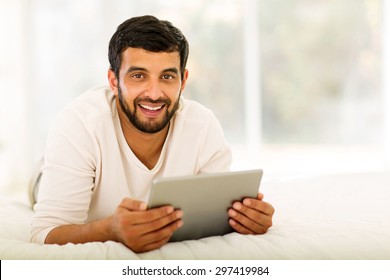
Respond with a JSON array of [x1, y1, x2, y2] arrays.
[[162, 74, 174, 80], [132, 73, 144, 79]]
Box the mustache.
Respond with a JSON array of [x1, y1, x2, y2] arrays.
[[134, 97, 171, 106]]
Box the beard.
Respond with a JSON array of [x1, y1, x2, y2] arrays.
[[117, 86, 181, 134]]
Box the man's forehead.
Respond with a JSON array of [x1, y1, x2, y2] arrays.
[[122, 47, 180, 60], [121, 47, 181, 70]]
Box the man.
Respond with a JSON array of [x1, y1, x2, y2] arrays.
[[31, 15, 274, 253]]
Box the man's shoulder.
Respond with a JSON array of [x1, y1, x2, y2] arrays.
[[177, 97, 215, 122], [60, 85, 116, 122]]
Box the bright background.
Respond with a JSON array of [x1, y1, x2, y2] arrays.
[[1, 0, 389, 194]]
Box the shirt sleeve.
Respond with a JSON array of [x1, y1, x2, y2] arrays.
[[30, 108, 99, 244]]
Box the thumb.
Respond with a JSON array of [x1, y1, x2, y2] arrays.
[[257, 192, 264, 200], [119, 197, 147, 211]]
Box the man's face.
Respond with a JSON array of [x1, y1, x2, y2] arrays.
[[111, 48, 188, 134]]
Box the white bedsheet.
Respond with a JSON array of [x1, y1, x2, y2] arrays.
[[1, 171, 389, 259]]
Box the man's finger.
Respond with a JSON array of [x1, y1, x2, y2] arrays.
[[129, 218, 184, 252], [228, 218, 254, 234], [119, 197, 147, 211], [138, 209, 183, 235], [242, 198, 275, 216], [141, 217, 183, 244], [228, 208, 267, 234], [120, 205, 176, 226]]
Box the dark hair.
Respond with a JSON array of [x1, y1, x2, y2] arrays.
[[108, 15, 189, 79]]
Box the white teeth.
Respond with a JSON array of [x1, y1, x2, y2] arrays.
[[139, 104, 163, 111]]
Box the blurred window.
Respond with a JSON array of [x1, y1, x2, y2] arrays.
[[0, 0, 386, 192]]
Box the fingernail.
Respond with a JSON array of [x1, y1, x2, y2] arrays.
[[229, 219, 236, 226], [228, 209, 237, 217], [176, 210, 183, 218], [243, 199, 251, 206], [166, 206, 174, 214], [177, 220, 184, 228], [233, 202, 242, 210], [139, 202, 147, 210]]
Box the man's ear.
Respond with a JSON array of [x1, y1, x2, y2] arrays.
[[108, 69, 119, 96], [181, 69, 189, 92]]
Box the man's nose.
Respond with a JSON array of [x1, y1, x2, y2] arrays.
[[145, 79, 163, 100]]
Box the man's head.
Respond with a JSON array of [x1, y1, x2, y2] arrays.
[[107, 16, 189, 134], [108, 15, 189, 80]]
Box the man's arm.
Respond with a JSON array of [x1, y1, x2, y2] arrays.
[[45, 198, 183, 253], [228, 193, 274, 234]]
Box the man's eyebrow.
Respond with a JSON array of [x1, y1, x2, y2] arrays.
[[163, 67, 179, 74], [126, 66, 147, 73], [126, 66, 179, 74]]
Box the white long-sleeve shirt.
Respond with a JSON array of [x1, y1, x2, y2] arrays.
[[31, 86, 232, 244]]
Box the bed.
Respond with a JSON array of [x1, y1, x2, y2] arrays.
[[1, 171, 389, 260]]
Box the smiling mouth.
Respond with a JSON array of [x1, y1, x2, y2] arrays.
[[137, 103, 167, 118], [139, 104, 165, 111]]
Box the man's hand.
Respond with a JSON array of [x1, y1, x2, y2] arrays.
[[110, 198, 183, 253], [228, 192, 274, 234]]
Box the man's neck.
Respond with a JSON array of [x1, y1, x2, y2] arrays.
[[117, 104, 169, 170]]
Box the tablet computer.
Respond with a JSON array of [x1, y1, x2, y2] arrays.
[[148, 169, 263, 242]]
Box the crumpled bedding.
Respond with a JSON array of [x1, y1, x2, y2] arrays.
[[1, 171, 389, 259]]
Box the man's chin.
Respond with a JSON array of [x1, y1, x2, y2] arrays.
[[131, 117, 170, 134]]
